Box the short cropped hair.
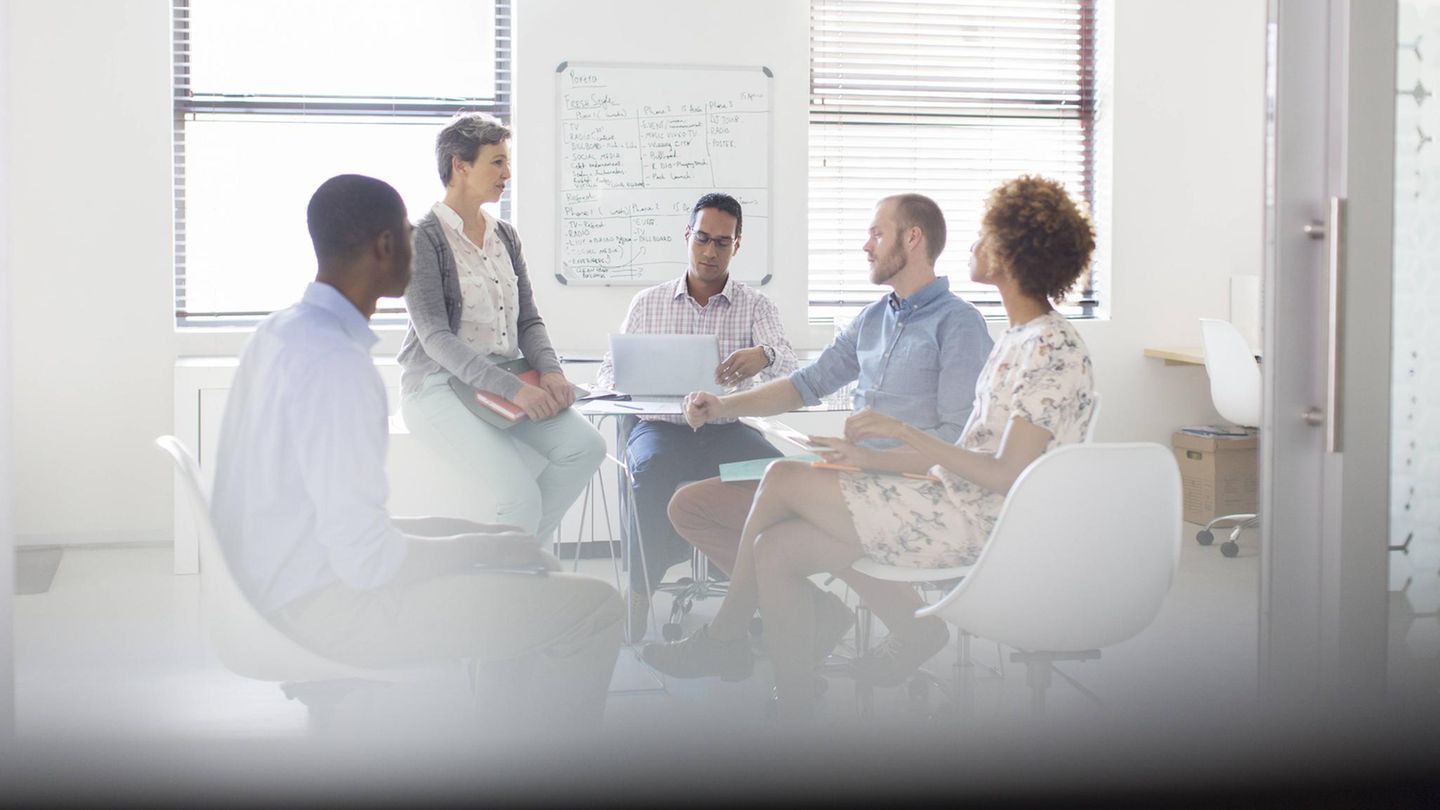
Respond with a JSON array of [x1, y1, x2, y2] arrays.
[[881, 193, 947, 263], [688, 192, 744, 237], [306, 174, 407, 261], [435, 112, 511, 186], [982, 175, 1096, 304]]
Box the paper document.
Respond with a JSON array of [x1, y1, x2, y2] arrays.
[[719, 454, 823, 483]]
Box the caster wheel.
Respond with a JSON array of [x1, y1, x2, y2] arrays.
[[1197, 529, 1215, 546], [750, 616, 764, 638], [1221, 541, 1240, 558], [674, 577, 695, 587], [661, 622, 683, 641]]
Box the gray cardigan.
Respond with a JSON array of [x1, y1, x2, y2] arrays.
[[397, 211, 562, 400]]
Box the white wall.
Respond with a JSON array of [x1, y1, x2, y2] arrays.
[[2, 0, 1266, 545], [6, 0, 175, 544], [1079, 0, 1267, 442]]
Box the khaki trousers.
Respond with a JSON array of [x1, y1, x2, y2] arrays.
[[279, 569, 623, 732]]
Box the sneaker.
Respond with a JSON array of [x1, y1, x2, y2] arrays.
[[851, 617, 950, 687], [626, 588, 650, 642], [641, 625, 754, 681], [811, 589, 856, 663]]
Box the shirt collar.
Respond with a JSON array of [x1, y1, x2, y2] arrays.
[[303, 282, 379, 349], [432, 202, 494, 244], [887, 276, 951, 313], [672, 273, 736, 303]]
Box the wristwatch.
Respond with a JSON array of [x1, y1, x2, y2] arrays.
[[759, 344, 776, 368]]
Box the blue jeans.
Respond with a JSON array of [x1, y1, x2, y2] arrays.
[[624, 419, 781, 593]]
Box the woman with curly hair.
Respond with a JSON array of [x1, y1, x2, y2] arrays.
[[643, 175, 1097, 721]]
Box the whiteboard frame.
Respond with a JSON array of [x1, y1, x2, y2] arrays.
[[553, 60, 774, 287]]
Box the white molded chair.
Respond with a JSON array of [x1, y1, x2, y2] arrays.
[[155, 436, 451, 726], [843, 394, 1105, 714], [1197, 318, 1261, 557], [916, 442, 1182, 712]]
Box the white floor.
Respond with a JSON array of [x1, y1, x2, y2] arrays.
[[13, 524, 1261, 745]]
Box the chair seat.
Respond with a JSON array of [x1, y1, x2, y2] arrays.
[[851, 557, 974, 583]]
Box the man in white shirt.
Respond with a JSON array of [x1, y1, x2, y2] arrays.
[[210, 174, 623, 731]]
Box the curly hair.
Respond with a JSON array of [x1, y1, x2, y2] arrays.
[[981, 175, 1095, 304]]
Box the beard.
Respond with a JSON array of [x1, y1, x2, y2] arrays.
[[869, 244, 908, 285]]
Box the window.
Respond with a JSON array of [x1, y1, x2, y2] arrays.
[[809, 0, 1099, 322], [172, 0, 511, 325]]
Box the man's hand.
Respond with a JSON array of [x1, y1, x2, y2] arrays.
[[538, 371, 577, 409], [512, 384, 561, 421], [683, 391, 726, 429], [714, 347, 769, 387], [843, 407, 909, 444]]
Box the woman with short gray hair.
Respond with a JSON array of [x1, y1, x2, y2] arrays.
[[397, 112, 605, 541]]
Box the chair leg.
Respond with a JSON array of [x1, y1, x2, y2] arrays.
[[957, 631, 974, 715], [1025, 661, 1053, 715], [854, 604, 875, 719]]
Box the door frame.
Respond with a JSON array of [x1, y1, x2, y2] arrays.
[[1261, 0, 1394, 713]]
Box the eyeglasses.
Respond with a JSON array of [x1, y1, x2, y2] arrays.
[[690, 231, 735, 250]]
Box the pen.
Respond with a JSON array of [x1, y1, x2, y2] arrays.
[[613, 403, 642, 411]]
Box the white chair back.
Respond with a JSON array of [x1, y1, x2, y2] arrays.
[[1199, 318, 1262, 428], [918, 443, 1182, 653], [155, 436, 382, 683]]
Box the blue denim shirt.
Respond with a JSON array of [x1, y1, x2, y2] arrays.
[[790, 277, 993, 444]]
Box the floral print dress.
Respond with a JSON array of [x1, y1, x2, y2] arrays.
[[838, 311, 1095, 568]]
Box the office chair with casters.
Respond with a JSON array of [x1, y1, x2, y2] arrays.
[[843, 558, 979, 720], [154, 436, 462, 731], [1197, 318, 1262, 558], [914, 442, 1182, 714]]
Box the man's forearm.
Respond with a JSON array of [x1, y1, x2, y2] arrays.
[[719, 378, 805, 418]]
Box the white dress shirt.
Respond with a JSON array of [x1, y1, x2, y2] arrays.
[[432, 201, 521, 359], [210, 282, 409, 612]]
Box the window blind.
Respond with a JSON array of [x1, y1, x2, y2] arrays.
[[809, 0, 1098, 322], [172, 0, 511, 325]]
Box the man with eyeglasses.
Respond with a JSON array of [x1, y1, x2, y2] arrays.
[[594, 192, 797, 639]]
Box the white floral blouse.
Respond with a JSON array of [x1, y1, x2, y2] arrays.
[[838, 311, 1094, 568]]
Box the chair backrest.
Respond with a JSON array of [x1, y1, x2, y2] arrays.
[[919, 442, 1182, 653], [1084, 392, 1102, 442], [155, 436, 372, 683], [1199, 318, 1262, 428]]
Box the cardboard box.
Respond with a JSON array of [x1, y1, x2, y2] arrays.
[[1172, 429, 1259, 525]]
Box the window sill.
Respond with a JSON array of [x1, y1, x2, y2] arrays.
[[175, 322, 411, 358]]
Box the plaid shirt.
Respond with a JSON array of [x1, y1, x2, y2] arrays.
[[596, 275, 797, 424]]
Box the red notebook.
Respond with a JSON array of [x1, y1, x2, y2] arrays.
[[447, 358, 540, 430]]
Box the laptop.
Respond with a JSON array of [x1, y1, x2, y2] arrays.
[[609, 333, 725, 397]]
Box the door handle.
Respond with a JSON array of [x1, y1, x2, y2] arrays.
[[1324, 196, 1345, 453], [1302, 198, 1344, 450]]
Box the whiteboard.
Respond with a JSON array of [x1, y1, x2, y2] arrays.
[[555, 61, 772, 286]]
